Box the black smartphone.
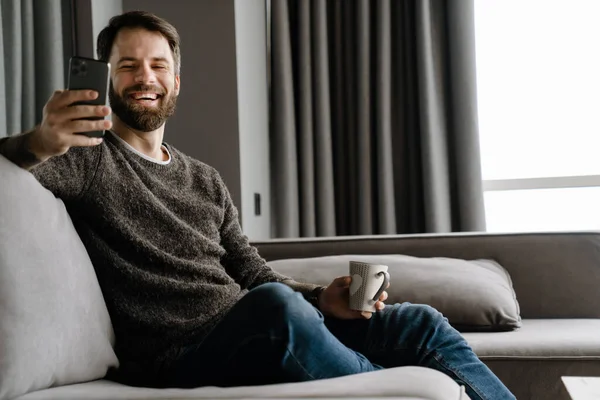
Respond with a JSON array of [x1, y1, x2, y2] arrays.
[[67, 56, 111, 138]]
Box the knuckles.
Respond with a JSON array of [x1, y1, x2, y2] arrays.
[[55, 145, 69, 155], [45, 115, 58, 127]]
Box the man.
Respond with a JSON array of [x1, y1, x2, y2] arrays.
[[0, 11, 515, 400]]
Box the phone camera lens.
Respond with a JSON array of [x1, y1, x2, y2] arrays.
[[71, 59, 87, 76]]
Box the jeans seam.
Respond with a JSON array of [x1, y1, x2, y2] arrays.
[[433, 351, 487, 400], [282, 341, 318, 380]]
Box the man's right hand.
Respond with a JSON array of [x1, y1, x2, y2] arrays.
[[30, 89, 112, 161]]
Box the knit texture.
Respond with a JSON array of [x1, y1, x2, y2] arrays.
[[29, 132, 318, 379]]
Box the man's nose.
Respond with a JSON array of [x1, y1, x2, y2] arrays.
[[134, 64, 156, 84]]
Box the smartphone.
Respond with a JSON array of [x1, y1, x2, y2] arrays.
[[67, 56, 111, 138]]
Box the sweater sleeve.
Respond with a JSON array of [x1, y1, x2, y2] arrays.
[[215, 171, 292, 289], [214, 170, 323, 298], [30, 145, 102, 202]]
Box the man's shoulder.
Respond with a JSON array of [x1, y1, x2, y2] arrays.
[[166, 145, 228, 197], [167, 144, 220, 177], [189, 157, 219, 176]]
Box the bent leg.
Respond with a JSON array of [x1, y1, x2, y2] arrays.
[[161, 282, 381, 388], [325, 303, 515, 400]]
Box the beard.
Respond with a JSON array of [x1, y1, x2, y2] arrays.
[[109, 83, 177, 132]]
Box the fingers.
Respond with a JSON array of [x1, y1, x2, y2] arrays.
[[331, 276, 351, 287], [346, 308, 380, 320], [360, 311, 373, 319], [378, 290, 388, 302], [63, 104, 111, 121], [45, 90, 112, 137], [50, 89, 99, 110], [66, 119, 112, 135], [68, 135, 105, 148], [29, 90, 111, 159], [374, 290, 388, 312]]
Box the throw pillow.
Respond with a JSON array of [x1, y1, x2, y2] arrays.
[[268, 254, 521, 331], [0, 155, 119, 400]]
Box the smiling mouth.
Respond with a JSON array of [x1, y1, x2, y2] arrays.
[[128, 92, 163, 102]]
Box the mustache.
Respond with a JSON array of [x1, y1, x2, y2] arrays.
[[123, 84, 166, 96]]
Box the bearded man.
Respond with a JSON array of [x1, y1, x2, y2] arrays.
[[0, 11, 515, 400]]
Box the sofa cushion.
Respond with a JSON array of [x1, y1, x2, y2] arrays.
[[268, 254, 521, 331], [14, 367, 468, 399], [463, 319, 600, 359], [464, 319, 600, 400], [0, 154, 119, 400]]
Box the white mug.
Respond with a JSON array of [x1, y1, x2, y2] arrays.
[[349, 261, 390, 312]]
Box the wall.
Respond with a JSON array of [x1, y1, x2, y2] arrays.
[[122, 0, 242, 214], [77, 0, 272, 239]]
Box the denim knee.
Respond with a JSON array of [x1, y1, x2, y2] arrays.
[[249, 282, 321, 324], [250, 282, 295, 303], [390, 303, 448, 329], [407, 303, 445, 320]]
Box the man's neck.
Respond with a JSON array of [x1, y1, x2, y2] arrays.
[[111, 117, 168, 161]]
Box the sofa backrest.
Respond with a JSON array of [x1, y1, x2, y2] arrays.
[[0, 154, 118, 400], [253, 232, 600, 319]]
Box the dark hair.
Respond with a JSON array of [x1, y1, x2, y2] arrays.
[[96, 10, 181, 74]]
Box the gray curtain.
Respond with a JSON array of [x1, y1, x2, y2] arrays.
[[0, 0, 71, 138], [270, 0, 486, 238]]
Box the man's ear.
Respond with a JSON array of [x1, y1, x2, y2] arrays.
[[174, 75, 181, 95]]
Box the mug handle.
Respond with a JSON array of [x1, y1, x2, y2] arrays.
[[372, 271, 390, 301]]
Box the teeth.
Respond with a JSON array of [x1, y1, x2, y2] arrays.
[[132, 93, 158, 100]]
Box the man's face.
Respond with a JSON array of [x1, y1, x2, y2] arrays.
[[108, 27, 180, 132]]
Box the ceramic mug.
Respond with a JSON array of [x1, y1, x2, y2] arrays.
[[348, 261, 390, 312]]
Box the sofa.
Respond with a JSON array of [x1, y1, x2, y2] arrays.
[[2, 152, 599, 399], [256, 232, 600, 399]]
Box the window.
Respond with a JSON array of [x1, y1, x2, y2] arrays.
[[474, 0, 600, 232]]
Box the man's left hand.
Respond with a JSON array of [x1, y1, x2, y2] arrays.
[[317, 276, 389, 320]]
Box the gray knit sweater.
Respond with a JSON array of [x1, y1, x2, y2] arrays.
[[28, 131, 318, 375]]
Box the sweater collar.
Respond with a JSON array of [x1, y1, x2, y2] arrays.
[[107, 130, 172, 165]]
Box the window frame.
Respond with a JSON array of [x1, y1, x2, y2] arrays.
[[483, 176, 600, 192]]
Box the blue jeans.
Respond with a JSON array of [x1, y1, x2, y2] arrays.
[[161, 283, 515, 400]]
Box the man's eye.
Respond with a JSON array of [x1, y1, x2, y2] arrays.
[[120, 65, 134, 70], [153, 65, 166, 70]]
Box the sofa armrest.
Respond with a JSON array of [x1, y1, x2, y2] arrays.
[[252, 231, 600, 319]]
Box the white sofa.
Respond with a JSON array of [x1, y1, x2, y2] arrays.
[[4, 153, 600, 399]]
